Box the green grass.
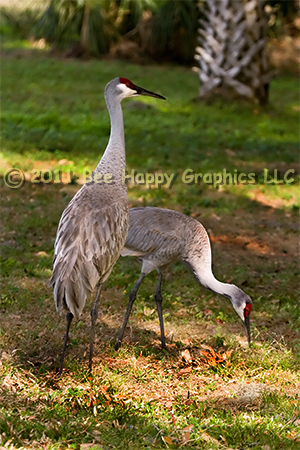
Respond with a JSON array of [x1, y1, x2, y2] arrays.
[[0, 39, 299, 449]]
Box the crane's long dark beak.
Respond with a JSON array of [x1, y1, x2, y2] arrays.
[[244, 316, 251, 347], [134, 84, 166, 100]]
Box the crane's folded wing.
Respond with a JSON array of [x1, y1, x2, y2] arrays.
[[50, 200, 128, 319]]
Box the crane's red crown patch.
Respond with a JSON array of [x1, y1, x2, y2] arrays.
[[120, 77, 136, 90], [244, 303, 252, 317]]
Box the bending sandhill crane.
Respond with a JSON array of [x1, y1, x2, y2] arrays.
[[49, 79, 165, 374], [116, 207, 252, 350]]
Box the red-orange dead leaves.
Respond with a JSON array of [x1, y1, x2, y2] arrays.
[[179, 346, 233, 374]]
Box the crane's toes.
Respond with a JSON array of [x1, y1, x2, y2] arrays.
[[115, 341, 121, 351]]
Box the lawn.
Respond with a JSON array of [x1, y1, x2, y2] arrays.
[[0, 41, 299, 450]]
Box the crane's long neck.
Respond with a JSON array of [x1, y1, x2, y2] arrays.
[[106, 96, 125, 152], [196, 269, 235, 299], [185, 256, 237, 300], [94, 94, 126, 183], [188, 257, 251, 333]]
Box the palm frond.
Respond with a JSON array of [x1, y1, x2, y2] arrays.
[[149, 0, 199, 63], [115, 0, 157, 34], [33, 0, 112, 55]]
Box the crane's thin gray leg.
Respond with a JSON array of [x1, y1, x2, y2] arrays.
[[115, 273, 146, 351], [89, 283, 102, 371], [59, 312, 73, 376], [154, 272, 167, 350]]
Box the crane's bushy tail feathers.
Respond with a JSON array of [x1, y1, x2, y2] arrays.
[[50, 260, 99, 320]]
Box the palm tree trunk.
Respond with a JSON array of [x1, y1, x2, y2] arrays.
[[195, 0, 273, 105]]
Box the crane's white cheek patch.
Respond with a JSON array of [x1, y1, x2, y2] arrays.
[[235, 305, 245, 322], [117, 83, 137, 98]]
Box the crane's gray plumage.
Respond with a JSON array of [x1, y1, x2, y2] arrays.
[[49, 78, 165, 374], [116, 207, 252, 350], [52, 191, 128, 320]]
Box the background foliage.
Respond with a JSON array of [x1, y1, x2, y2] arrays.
[[1, 0, 299, 62]]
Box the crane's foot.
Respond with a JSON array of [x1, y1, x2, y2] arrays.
[[115, 340, 121, 351]]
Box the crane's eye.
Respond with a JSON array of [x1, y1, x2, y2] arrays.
[[244, 303, 252, 317]]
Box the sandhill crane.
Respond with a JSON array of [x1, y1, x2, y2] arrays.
[[116, 207, 252, 350], [49, 79, 165, 374]]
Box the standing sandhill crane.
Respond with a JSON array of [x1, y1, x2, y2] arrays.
[[49, 79, 165, 374], [116, 207, 252, 350]]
